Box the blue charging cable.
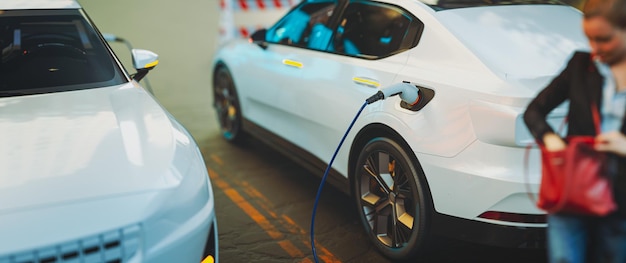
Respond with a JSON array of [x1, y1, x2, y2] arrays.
[[308, 83, 418, 262], [310, 101, 367, 263]]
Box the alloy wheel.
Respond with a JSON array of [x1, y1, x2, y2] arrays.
[[213, 66, 244, 142], [354, 137, 430, 260]]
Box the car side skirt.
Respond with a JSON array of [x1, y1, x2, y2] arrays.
[[432, 213, 546, 249], [242, 119, 351, 195]]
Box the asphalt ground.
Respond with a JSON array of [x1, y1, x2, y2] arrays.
[[79, 1, 548, 262]]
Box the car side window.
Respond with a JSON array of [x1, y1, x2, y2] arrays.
[[266, 0, 338, 50], [330, 1, 423, 59]]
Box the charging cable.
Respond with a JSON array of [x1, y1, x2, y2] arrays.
[[310, 101, 366, 263], [309, 82, 419, 263]]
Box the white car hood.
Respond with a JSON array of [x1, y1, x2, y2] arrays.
[[0, 84, 180, 213], [437, 5, 589, 80]]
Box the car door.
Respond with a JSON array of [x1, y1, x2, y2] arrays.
[[237, 8, 307, 133], [243, 0, 344, 144], [282, 0, 423, 163]]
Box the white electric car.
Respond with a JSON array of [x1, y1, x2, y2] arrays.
[[212, 0, 587, 260], [0, 1, 217, 262]]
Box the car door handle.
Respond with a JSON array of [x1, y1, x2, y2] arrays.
[[353, 77, 380, 88], [282, 59, 303, 68]]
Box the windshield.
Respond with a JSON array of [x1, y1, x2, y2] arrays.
[[419, 0, 567, 10], [0, 9, 126, 97]]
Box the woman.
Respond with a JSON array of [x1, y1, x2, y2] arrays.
[[524, 0, 626, 262]]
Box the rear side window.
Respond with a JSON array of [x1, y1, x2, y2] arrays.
[[330, 1, 423, 59], [0, 9, 125, 95], [266, 0, 338, 49]]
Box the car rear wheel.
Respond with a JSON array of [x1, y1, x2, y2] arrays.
[[213, 66, 245, 143], [354, 137, 432, 261]]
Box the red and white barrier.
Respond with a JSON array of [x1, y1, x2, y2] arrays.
[[229, 0, 297, 11], [218, 0, 300, 42]]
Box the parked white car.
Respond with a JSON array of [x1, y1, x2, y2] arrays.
[[212, 0, 587, 260], [0, 1, 217, 262]]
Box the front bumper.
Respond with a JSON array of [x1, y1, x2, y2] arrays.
[[0, 172, 217, 263]]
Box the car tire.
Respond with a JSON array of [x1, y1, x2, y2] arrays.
[[353, 137, 432, 261], [213, 66, 245, 143]]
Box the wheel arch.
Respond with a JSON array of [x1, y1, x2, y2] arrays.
[[212, 60, 227, 75], [211, 61, 248, 143], [348, 123, 433, 206], [211, 61, 228, 105]]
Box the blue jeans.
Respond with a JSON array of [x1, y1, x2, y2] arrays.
[[548, 213, 626, 263]]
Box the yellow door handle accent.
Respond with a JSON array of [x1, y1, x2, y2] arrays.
[[353, 77, 380, 88], [282, 59, 303, 68]]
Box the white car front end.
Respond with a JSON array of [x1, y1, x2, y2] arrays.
[[0, 84, 217, 263]]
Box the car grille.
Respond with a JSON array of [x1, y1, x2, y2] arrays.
[[0, 224, 141, 263]]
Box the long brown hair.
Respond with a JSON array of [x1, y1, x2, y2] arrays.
[[583, 0, 626, 29]]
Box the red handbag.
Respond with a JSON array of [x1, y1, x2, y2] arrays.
[[532, 104, 616, 216]]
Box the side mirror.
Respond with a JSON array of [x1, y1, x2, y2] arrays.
[[250, 29, 268, 49], [131, 49, 158, 81]]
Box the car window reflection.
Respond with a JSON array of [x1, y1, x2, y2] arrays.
[[267, 1, 337, 49], [0, 10, 125, 95]]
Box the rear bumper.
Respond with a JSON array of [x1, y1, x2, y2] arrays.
[[418, 139, 545, 221], [432, 212, 546, 248]]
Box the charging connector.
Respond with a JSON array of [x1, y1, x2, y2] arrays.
[[366, 81, 420, 105]]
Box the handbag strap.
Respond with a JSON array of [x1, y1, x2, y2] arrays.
[[591, 101, 601, 135], [560, 102, 601, 135], [523, 144, 539, 204]]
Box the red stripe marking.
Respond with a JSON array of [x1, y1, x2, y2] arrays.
[[240, 27, 249, 38], [256, 0, 266, 9], [239, 0, 248, 10], [220, 0, 225, 9], [273, 0, 282, 8]]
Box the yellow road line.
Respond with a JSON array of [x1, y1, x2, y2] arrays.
[[207, 153, 342, 262], [210, 154, 224, 166], [281, 215, 306, 235], [237, 174, 341, 262], [278, 240, 306, 258], [209, 168, 283, 240]]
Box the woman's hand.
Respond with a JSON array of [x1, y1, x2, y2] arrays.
[[543, 133, 566, 151], [595, 131, 626, 157]]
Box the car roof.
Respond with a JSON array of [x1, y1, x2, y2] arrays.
[[0, 0, 80, 10]]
